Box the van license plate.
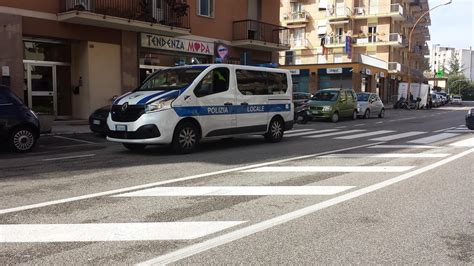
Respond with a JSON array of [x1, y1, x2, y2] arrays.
[[115, 125, 127, 131]]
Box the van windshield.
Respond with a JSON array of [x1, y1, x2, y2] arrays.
[[136, 67, 206, 92], [312, 91, 339, 101]]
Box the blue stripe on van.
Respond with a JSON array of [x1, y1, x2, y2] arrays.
[[137, 91, 169, 105], [173, 104, 291, 117]]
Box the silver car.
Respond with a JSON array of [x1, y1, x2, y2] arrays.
[[356, 92, 385, 119]]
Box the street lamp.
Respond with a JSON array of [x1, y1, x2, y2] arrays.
[[407, 0, 452, 103]]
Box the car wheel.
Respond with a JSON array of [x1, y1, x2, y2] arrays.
[[378, 108, 385, 118], [352, 110, 357, 120], [265, 117, 284, 143], [9, 127, 37, 152], [172, 122, 199, 154], [467, 125, 474, 130], [363, 109, 370, 119], [331, 112, 339, 123], [123, 143, 146, 151]]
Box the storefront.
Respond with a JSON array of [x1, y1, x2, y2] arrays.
[[318, 67, 353, 90], [139, 33, 214, 83]]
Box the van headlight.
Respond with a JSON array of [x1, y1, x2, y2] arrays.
[[322, 106, 332, 112], [145, 98, 175, 113]]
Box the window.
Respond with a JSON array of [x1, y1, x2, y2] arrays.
[[340, 91, 347, 101], [194, 68, 229, 97], [198, 0, 214, 17], [291, 2, 302, 13], [236, 70, 288, 95], [138, 67, 206, 92]]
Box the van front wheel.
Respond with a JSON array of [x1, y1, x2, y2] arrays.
[[172, 122, 199, 154], [265, 117, 284, 143]]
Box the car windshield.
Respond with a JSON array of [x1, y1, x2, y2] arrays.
[[136, 67, 206, 92], [357, 93, 370, 102], [312, 91, 339, 101]]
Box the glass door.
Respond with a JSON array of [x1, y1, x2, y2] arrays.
[[26, 64, 57, 115]]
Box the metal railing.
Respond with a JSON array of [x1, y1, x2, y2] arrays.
[[353, 33, 405, 45], [325, 35, 346, 46], [326, 5, 349, 18], [60, 0, 190, 29], [289, 38, 309, 48], [352, 4, 403, 16], [233, 20, 289, 46], [283, 11, 310, 21]]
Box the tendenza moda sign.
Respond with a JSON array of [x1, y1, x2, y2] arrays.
[[141, 34, 214, 55]]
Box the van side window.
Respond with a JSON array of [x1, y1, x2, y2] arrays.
[[194, 68, 230, 97], [236, 70, 288, 95]]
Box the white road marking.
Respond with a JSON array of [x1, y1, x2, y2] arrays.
[[0, 222, 245, 242], [0, 142, 383, 215], [114, 186, 355, 197], [434, 127, 456, 133], [137, 149, 474, 265], [354, 124, 366, 126], [285, 129, 340, 138], [408, 133, 459, 144], [450, 137, 474, 147], [243, 166, 413, 173], [368, 145, 440, 149], [41, 154, 96, 162], [446, 130, 473, 133], [284, 129, 313, 134], [335, 126, 347, 129], [335, 130, 395, 140], [320, 153, 450, 158], [369, 131, 427, 141], [53, 135, 97, 145], [303, 129, 365, 139], [375, 121, 384, 124]]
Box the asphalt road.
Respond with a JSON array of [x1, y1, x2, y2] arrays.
[[0, 104, 473, 265]]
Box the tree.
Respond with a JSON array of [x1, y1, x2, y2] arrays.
[[447, 52, 463, 75]]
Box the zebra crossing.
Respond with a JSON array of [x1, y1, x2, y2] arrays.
[[284, 125, 472, 145]]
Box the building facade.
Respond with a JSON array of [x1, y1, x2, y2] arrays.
[[279, 0, 430, 103], [0, 0, 288, 119], [430, 45, 474, 82]]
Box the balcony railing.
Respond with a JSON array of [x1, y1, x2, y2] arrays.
[[283, 11, 310, 23], [233, 20, 289, 46], [289, 38, 309, 49], [353, 33, 405, 47], [326, 5, 350, 18], [325, 35, 346, 46], [352, 4, 404, 19], [60, 0, 190, 29]]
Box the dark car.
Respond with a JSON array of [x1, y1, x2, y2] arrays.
[[89, 105, 111, 135], [466, 108, 474, 130], [0, 86, 40, 152]]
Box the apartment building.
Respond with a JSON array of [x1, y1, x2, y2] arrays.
[[0, 0, 288, 119], [279, 0, 430, 103], [430, 45, 474, 81]]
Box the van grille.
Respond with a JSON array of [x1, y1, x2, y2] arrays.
[[111, 105, 145, 122]]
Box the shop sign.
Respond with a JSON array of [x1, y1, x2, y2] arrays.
[[141, 33, 214, 55], [380, 72, 385, 78], [289, 69, 300, 75], [327, 68, 343, 74]]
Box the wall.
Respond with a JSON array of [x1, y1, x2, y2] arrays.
[[121, 31, 138, 93], [0, 14, 23, 99], [71, 41, 90, 119]]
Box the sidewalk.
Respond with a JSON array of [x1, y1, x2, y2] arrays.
[[42, 120, 91, 136]]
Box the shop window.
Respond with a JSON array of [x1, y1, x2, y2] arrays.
[[236, 70, 287, 95], [197, 0, 214, 17], [194, 68, 229, 97], [23, 41, 71, 62]]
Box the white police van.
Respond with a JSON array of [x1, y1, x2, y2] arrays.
[[107, 64, 293, 153]]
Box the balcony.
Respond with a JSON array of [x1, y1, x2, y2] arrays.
[[353, 33, 406, 48], [289, 38, 310, 50], [326, 5, 350, 20], [58, 0, 191, 36], [232, 20, 290, 51], [324, 35, 346, 48], [282, 11, 310, 25], [388, 62, 402, 73], [402, 15, 415, 27], [352, 4, 404, 20]]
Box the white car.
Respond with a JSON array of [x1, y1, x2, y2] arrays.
[[451, 96, 462, 105], [107, 64, 294, 153], [356, 92, 385, 119]]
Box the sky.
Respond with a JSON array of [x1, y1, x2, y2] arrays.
[[428, 0, 474, 50]]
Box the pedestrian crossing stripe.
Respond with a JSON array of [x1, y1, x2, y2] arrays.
[[242, 166, 414, 173], [320, 153, 450, 158], [408, 133, 459, 144], [335, 130, 395, 140]]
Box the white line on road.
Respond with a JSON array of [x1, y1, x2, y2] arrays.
[[433, 127, 456, 133], [335, 130, 395, 140], [284, 129, 313, 134], [113, 186, 355, 197], [408, 133, 459, 144], [446, 130, 473, 133], [354, 124, 366, 126], [137, 149, 474, 265], [449, 137, 474, 147], [41, 154, 96, 162], [368, 145, 440, 149], [375, 121, 384, 124], [0, 222, 245, 242], [320, 153, 450, 158], [0, 142, 383, 215], [285, 129, 340, 138], [369, 131, 427, 141], [53, 135, 97, 145], [304, 130, 366, 139], [243, 166, 414, 173]]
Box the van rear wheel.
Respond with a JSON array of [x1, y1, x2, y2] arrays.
[[172, 122, 199, 154], [265, 117, 284, 143]]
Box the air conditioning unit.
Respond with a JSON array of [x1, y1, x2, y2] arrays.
[[354, 7, 364, 15]]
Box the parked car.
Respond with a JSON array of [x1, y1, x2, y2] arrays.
[[308, 88, 358, 123], [466, 108, 474, 130], [431, 94, 441, 107], [0, 85, 40, 152], [356, 92, 385, 119], [451, 95, 462, 105], [89, 105, 111, 135]]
